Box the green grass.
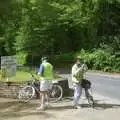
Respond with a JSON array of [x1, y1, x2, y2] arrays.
[[0, 71, 61, 83], [0, 71, 31, 83]]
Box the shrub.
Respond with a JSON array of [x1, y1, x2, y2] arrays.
[[75, 49, 120, 72], [0, 68, 7, 79], [49, 52, 74, 68], [16, 52, 27, 65]]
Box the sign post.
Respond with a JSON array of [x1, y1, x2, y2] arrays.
[[1, 56, 16, 81]]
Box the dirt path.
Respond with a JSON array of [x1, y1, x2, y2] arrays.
[[0, 94, 120, 120]]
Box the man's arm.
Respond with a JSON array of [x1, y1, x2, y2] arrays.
[[72, 65, 83, 77], [82, 64, 88, 72], [38, 64, 44, 76]]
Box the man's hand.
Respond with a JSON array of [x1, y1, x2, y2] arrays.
[[82, 64, 88, 72], [37, 72, 44, 80], [81, 64, 85, 68]]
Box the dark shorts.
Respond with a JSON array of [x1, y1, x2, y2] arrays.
[[81, 79, 91, 89]]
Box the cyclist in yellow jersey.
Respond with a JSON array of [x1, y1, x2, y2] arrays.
[[37, 57, 54, 110]]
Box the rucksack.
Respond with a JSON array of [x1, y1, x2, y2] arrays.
[[81, 79, 91, 89]]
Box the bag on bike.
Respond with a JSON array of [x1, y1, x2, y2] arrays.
[[81, 79, 91, 89]]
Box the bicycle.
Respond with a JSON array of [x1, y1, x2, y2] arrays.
[[18, 73, 63, 103], [81, 79, 95, 107]]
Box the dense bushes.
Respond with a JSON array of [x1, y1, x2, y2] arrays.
[[16, 48, 120, 72], [79, 49, 120, 72], [1, 0, 120, 58], [16, 52, 27, 65], [52, 49, 120, 72], [1, 0, 120, 74], [75, 49, 117, 72], [48, 53, 74, 68]]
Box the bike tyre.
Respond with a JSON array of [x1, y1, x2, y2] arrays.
[[18, 85, 35, 103], [50, 84, 63, 103]]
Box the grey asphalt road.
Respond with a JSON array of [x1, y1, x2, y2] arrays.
[[56, 69, 120, 101], [86, 73, 120, 100]]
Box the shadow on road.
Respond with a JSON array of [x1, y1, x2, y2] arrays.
[[0, 111, 51, 119], [0, 100, 54, 119], [0, 100, 36, 112], [48, 103, 120, 111], [0, 99, 120, 119], [81, 103, 120, 110]]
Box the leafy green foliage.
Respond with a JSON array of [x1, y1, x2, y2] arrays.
[[16, 52, 27, 65], [0, 0, 120, 72], [75, 49, 120, 72]]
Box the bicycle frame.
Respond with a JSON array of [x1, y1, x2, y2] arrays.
[[28, 73, 53, 96], [18, 73, 63, 103]]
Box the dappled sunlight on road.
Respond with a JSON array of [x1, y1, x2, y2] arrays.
[[0, 98, 120, 120]]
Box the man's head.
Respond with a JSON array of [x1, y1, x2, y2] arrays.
[[41, 56, 48, 62], [76, 56, 82, 66]]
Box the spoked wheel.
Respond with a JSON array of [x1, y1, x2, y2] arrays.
[[18, 86, 35, 103], [87, 95, 95, 107], [85, 88, 95, 107], [49, 84, 63, 103]]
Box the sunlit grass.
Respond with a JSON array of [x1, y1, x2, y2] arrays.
[[0, 70, 61, 83], [0, 71, 31, 83]]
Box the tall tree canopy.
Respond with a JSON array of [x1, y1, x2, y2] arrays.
[[0, 0, 120, 59]]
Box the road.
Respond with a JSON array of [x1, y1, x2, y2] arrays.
[[0, 70, 120, 120], [0, 97, 120, 120], [86, 73, 120, 101], [57, 69, 120, 101]]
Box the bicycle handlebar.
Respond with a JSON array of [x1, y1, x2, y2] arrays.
[[30, 72, 40, 81]]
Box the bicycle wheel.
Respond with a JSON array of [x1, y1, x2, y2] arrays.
[[18, 86, 35, 103], [49, 84, 63, 103], [87, 95, 95, 107], [85, 89, 95, 107]]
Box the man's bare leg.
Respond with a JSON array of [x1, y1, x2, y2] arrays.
[[41, 92, 45, 108], [45, 92, 51, 108], [45, 92, 49, 103], [37, 92, 45, 110]]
